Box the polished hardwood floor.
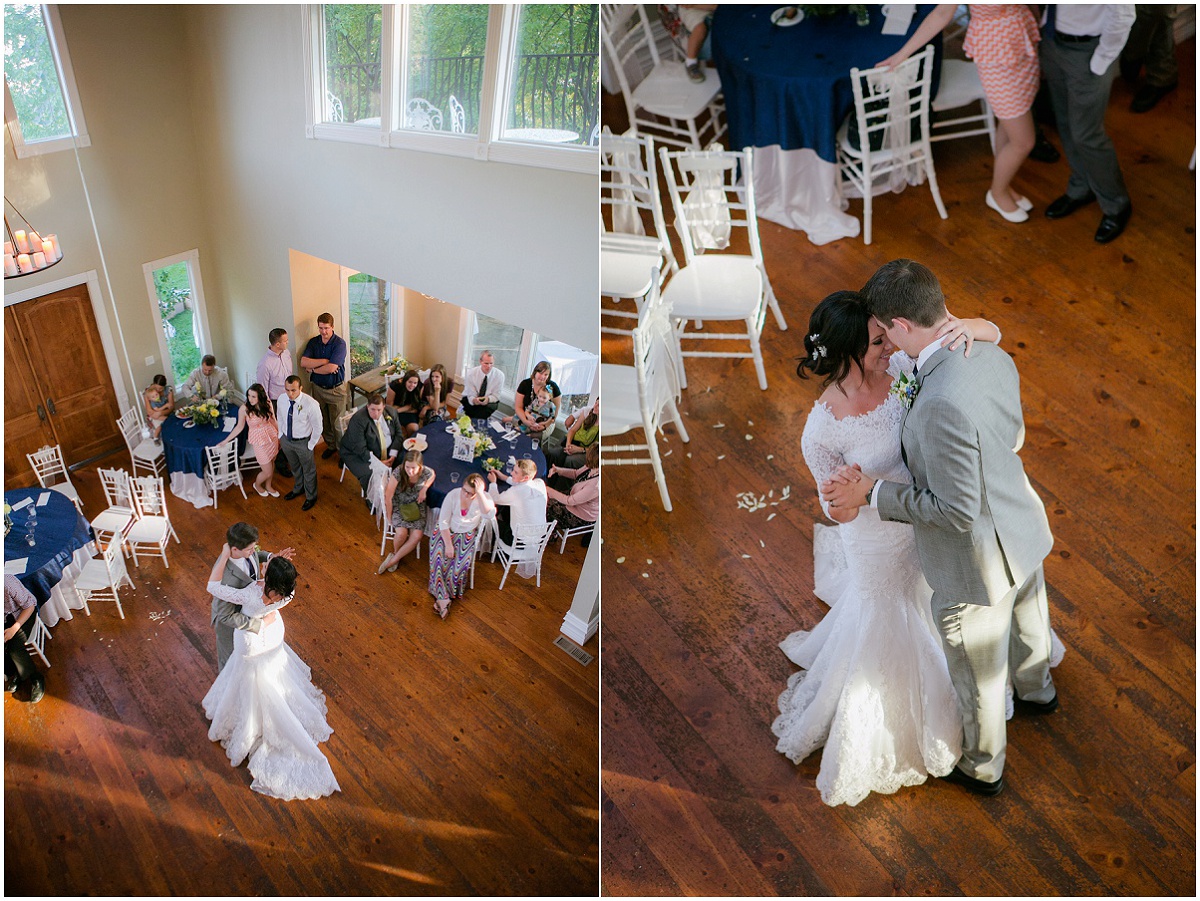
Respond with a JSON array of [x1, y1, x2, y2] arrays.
[[600, 42, 1196, 896], [5, 449, 598, 895]]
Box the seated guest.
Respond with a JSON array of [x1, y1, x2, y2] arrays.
[[4, 575, 45, 703], [420, 364, 452, 425], [504, 385, 556, 434], [429, 473, 495, 619], [487, 458, 548, 545], [182, 354, 235, 400], [143, 374, 174, 440], [461, 350, 505, 419], [513, 361, 562, 435], [377, 450, 436, 575], [219, 383, 280, 497], [546, 443, 599, 533], [546, 397, 599, 469], [385, 369, 423, 438], [339, 393, 403, 496]]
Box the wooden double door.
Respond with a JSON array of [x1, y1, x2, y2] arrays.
[[4, 283, 125, 490]]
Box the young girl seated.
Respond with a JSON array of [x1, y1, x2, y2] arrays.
[[504, 386, 556, 434]]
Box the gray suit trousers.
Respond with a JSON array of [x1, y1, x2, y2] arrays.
[[1040, 34, 1130, 215], [280, 435, 317, 500], [932, 566, 1056, 784]]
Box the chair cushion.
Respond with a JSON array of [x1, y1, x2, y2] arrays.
[[126, 517, 170, 541], [664, 257, 763, 319], [90, 508, 134, 532], [132, 440, 164, 461], [598, 364, 643, 437], [601, 246, 661, 299], [633, 61, 723, 119]]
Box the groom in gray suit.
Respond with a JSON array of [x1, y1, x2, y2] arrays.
[[824, 260, 1057, 796], [211, 522, 294, 672]]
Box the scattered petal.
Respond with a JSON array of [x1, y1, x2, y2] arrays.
[[641, 572, 649, 578], [717, 454, 726, 460], [759, 539, 765, 548], [646, 559, 653, 564], [741, 554, 751, 559], [713, 422, 725, 429], [663, 449, 672, 456], [767, 454, 774, 461], [767, 513, 777, 521], [747, 420, 754, 426], [745, 434, 753, 440], [687, 452, 692, 458], [616, 556, 625, 564]]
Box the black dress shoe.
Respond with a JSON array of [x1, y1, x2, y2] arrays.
[[28, 674, 45, 704], [1131, 81, 1176, 113], [284, 489, 303, 500], [321, 447, 337, 460], [1044, 191, 1096, 220], [1094, 205, 1132, 244], [940, 767, 1004, 796], [301, 497, 318, 511], [1013, 691, 1059, 715], [1028, 129, 1060, 164]]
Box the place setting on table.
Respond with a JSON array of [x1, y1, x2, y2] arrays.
[[711, 3, 942, 243], [4, 487, 97, 628], [160, 393, 246, 508]]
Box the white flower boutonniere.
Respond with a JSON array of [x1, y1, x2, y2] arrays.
[[889, 372, 919, 409]]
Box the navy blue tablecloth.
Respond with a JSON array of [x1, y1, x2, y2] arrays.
[[712, 4, 941, 163], [5, 488, 94, 607], [161, 413, 245, 477], [416, 423, 547, 510]]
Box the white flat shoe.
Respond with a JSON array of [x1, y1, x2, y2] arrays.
[[1014, 195, 1033, 212], [986, 190, 1028, 223], [266, 488, 279, 497], [254, 485, 269, 497]]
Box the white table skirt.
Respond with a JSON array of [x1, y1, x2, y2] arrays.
[[169, 471, 214, 509], [37, 544, 94, 628]]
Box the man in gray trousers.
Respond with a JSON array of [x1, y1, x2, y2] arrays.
[[823, 260, 1058, 796], [210, 521, 295, 671]]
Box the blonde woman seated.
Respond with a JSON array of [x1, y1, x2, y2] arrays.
[[546, 398, 599, 469], [378, 450, 435, 575], [143, 374, 175, 440], [429, 473, 495, 619]]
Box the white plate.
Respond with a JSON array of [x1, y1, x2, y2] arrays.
[[403, 436, 428, 451], [444, 425, 457, 434], [183, 420, 196, 429], [771, 6, 804, 26]]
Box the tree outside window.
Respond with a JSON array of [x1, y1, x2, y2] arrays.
[[4, 3, 71, 143]]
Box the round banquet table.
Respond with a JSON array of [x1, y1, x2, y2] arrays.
[[160, 412, 246, 508], [414, 422, 548, 511], [4, 487, 98, 627], [711, 4, 941, 243]]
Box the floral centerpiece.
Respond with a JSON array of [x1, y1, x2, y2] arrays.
[[181, 397, 223, 427], [800, 4, 870, 26], [453, 414, 496, 459], [481, 457, 504, 473], [4, 503, 11, 537], [380, 354, 413, 377]]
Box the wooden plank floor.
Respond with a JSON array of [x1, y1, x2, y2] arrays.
[[599, 41, 1196, 896], [5, 450, 598, 895]]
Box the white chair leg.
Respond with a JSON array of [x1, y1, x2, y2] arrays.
[[925, 154, 948, 219], [764, 278, 788, 331], [498, 561, 511, 591], [863, 188, 874, 246], [643, 422, 674, 513], [668, 399, 690, 443], [748, 323, 768, 391]]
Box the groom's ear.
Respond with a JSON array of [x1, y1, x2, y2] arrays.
[[889, 317, 915, 335]]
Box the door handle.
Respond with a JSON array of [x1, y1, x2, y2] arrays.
[[36, 404, 46, 421], [46, 397, 56, 415]]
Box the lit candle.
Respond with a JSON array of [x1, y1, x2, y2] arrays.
[[28, 231, 41, 248], [3, 242, 11, 257], [41, 239, 54, 262], [16, 253, 33, 273], [13, 230, 29, 254], [32, 251, 46, 269], [45, 234, 61, 261], [4, 255, 17, 277]]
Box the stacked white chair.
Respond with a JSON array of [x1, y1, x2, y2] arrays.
[[658, 145, 787, 391], [90, 468, 137, 553], [26, 445, 83, 512], [23, 615, 51, 667], [930, 59, 996, 152], [74, 534, 136, 619], [601, 130, 678, 338], [126, 476, 180, 568], [600, 271, 689, 512], [600, 4, 725, 149], [204, 441, 247, 508], [837, 45, 947, 245], [117, 408, 165, 478], [491, 520, 557, 590]]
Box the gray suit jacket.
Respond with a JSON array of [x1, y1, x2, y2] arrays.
[[209, 550, 270, 633], [877, 343, 1053, 606]]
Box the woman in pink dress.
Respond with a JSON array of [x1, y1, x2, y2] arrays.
[[219, 383, 280, 497], [880, 5, 1041, 222]]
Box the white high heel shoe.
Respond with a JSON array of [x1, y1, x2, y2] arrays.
[[986, 190, 1029, 223]]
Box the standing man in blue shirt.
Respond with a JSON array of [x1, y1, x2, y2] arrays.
[[300, 312, 349, 460]]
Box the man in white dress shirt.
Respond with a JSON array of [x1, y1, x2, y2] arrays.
[[486, 458, 548, 545], [461, 351, 505, 419], [277, 375, 323, 510]]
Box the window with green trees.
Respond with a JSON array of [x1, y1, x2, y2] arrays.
[[3, 3, 89, 156]]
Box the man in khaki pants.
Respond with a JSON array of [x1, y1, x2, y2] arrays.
[[300, 311, 349, 460]]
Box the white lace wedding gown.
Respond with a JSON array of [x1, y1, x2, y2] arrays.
[[202, 581, 340, 801], [773, 354, 1062, 807]]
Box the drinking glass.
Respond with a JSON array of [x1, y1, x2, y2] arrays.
[[450, 471, 460, 484]]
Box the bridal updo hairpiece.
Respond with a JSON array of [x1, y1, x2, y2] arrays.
[[808, 332, 827, 359], [796, 291, 872, 388]]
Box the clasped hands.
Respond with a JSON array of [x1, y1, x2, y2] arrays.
[[819, 464, 875, 521]]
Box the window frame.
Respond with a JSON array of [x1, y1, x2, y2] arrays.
[[141, 250, 213, 392], [301, 3, 595, 173], [3, 3, 91, 158]]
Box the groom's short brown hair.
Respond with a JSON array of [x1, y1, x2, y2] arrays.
[[863, 259, 946, 328], [226, 522, 259, 551]]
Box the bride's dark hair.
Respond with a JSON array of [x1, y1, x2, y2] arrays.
[[796, 291, 871, 389], [264, 556, 297, 601]]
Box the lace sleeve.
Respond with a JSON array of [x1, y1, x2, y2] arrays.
[[888, 351, 915, 379], [800, 406, 844, 521]]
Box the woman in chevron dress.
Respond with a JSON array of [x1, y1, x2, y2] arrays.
[[880, 5, 1041, 222]]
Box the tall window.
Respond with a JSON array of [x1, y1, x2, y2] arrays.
[[402, 4, 487, 135], [347, 272, 392, 376], [320, 4, 383, 126], [2, 3, 89, 157], [142, 251, 212, 389]]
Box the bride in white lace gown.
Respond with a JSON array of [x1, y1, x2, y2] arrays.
[[773, 292, 1006, 806], [202, 545, 340, 801]]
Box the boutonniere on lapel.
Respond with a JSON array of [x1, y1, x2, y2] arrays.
[[889, 372, 919, 409]]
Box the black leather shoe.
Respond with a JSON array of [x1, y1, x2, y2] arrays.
[[1094, 205, 1132, 244], [1028, 129, 1060, 164], [284, 489, 303, 500], [940, 767, 1004, 796], [1013, 691, 1059, 715], [1131, 81, 1176, 113], [321, 447, 337, 459], [1044, 192, 1096, 219], [301, 497, 318, 511], [28, 674, 45, 704]]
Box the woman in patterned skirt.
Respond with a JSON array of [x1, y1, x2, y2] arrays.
[[219, 383, 280, 497], [880, 4, 1041, 222], [428, 473, 495, 618]]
